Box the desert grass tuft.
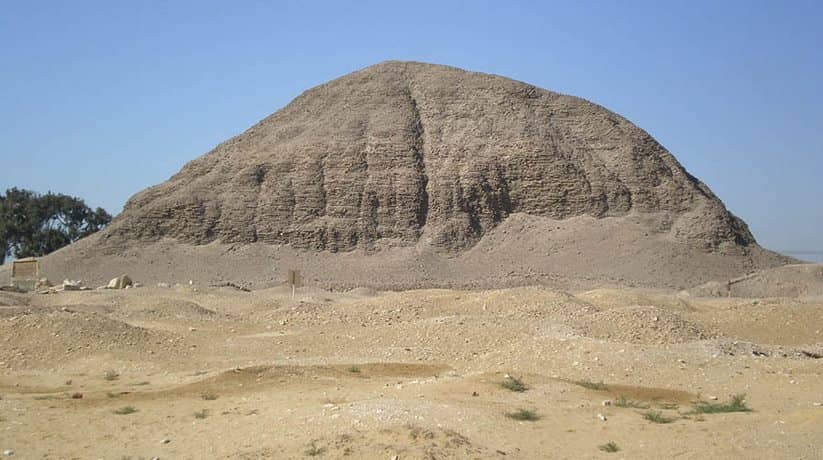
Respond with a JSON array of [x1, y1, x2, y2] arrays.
[[505, 408, 540, 421], [614, 395, 648, 409], [501, 376, 527, 392], [194, 409, 209, 419], [598, 441, 620, 453], [103, 369, 120, 381], [642, 410, 675, 424], [113, 406, 138, 415], [575, 379, 607, 391], [692, 394, 751, 414], [304, 441, 326, 456], [656, 401, 679, 410], [201, 392, 219, 401]]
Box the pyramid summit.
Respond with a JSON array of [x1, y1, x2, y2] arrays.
[[37, 61, 788, 289]]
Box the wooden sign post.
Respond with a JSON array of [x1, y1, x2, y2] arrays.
[[287, 270, 300, 298]]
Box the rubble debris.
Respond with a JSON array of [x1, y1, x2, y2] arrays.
[[62, 279, 86, 291], [107, 275, 133, 289]]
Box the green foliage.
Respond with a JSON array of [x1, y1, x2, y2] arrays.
[[656, 402, 679, 410], [0, 187, 111, 264], [614, 395, 649, 409], [113, 406, 138, 415], [599, 442, 620, 453], [575, 379, 607, 391], [692, 394, 751, 414], [642, 410, 675, 424], [505, 408, 540, 421], [501, 376, 527, 392], [304, 441, 326, 456]]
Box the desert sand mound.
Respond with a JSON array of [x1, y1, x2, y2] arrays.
[[0, 310, 180, 368], [576, 288, 696, 312], [112, 297, 221, 322], [23, 61, 791, 290], [690, 263, 823, 298], [573, 306, 712, 344], [462, 286, 600, 321]]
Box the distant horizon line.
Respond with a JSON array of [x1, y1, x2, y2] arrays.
[[776, 250, 823, 264]]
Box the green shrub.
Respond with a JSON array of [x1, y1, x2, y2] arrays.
[[113, 406, 137, 415], [692, 394, 751, 414], [576, 379, 607, 391], [614, 395, 648, 409], [501, 376, 527, 392], [505, 408, 540, 421], [642, 410, 675, 424]]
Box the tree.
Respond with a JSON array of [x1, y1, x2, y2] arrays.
[[0, 188, 112, 264]]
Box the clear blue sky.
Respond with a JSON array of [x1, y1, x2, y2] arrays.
[[1, 1, 821, 257]]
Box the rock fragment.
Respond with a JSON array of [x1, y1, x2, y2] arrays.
[[107, 275, 133, 289]]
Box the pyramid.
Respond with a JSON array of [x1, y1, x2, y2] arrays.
[[33, 61, 789, 290], [105, 61, 755, 252]]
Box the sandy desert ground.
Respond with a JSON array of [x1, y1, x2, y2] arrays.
[[1, 280, 822, 459]]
